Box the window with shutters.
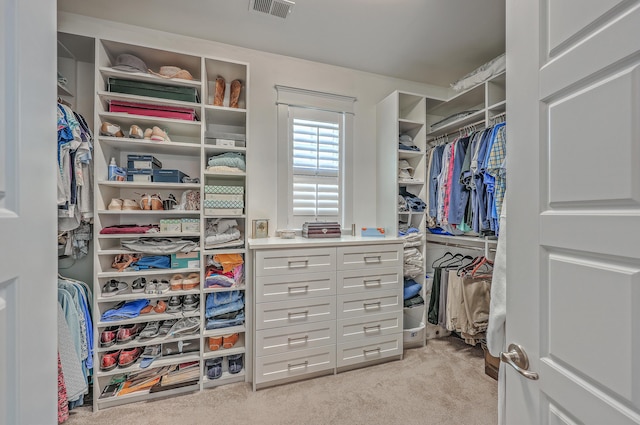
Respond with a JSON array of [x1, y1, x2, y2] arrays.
[[276, 86, 355, 231]]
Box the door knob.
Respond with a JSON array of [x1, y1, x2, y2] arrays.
[[500, 343, 539, 380]]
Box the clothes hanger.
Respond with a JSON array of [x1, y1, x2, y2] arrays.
[[440, 253, 465, 268], [431, 251, 453, 268], [471, 256, 495, 277]]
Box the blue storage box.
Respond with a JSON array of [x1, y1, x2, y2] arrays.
[[171, 252, 200, 269], [153, 169, 189, 183], [361, 227, 386, 237], [127, 154, 162, 170], [126, 168, 153, 182]]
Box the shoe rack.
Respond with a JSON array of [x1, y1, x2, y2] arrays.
[[92, 39, 250, 410]]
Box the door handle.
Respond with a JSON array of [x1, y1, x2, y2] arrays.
[[500, 343, 539, 380]]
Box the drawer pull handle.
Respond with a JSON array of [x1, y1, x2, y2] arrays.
[[363, 278, 381, 287], [288, 335, 309, 345], [364, 255, 382, 263], [288, 258, 309, 268], [288, 360, 309, 370], [288, 310, 309, 319], [363, 347, 381, 355], [288, 285, 309, 294], [363, 301, 382, 309], [363, 324, 381, 333]]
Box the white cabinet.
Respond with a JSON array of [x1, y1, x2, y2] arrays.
[[251, 238, 404, 389], [91, 38, 250, 409]]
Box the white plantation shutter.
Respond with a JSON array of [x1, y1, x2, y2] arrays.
[[275, 85, 356, 231], [290, 114, 341, 227]]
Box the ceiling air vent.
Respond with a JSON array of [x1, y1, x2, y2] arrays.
[[249, 0, 295, 19]]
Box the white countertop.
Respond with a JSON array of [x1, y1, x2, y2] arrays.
[[248, 235, 403, 250]]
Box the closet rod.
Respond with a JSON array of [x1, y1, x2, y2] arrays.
[[427, 239, 496, 257]]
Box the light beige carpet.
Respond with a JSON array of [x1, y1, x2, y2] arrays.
[[67, 336, 498, 425]]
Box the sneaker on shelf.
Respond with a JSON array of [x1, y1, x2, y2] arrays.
[[129, 124, 144, 139], [100, 122, 125, 138]]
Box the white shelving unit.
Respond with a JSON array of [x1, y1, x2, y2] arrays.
[[376, 91, 428, 348], [91, 38, 250, 410]]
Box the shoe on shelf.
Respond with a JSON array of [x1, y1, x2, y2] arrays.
[[182, 273, 200, 290], [101, 279, 128, 297], [166, 317, 200, 337], [118, 346, 143, 368], [140, 304, 154, 314], [108, 199, 123, 210], [143, 128, 153, 140], [100, 349, 122, 371], [208, 335, 222, 351], [156, 280, 170, 294], [153, 299, 167, 314], [181, 294, 199, 311], [116, 322, 145, 343], [131, 277, 146, 293], [170, 274, 184, 291], [228, 353, 244, 374], [150, 126, 170, 142], [139, 344, 162, 368], [129, 124, 144, 139], [100, 122, 125, 138], [158, 319, 177, 337], [166, 295, 182, 313], [140, 193, 163, 210], [138, 321, 161, 340], [205, 357, 223, 380], [100, 326, 120, 347], [222, 333, 239, 349], [145, 280, 158, 295], [122, 199, 141, 210]]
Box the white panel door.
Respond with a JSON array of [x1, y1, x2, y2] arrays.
[[507, 0, 640, 423], [0, 0, 58, 424]]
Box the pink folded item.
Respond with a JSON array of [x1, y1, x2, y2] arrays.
[[99, 225, 159, 234], [108, 100, 197, 121]]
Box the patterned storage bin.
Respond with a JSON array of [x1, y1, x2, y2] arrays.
[[160, 219, 182, 233], [204, 193, 244, 202], [203, 199, 244, 209], [204, 185, 244, 195], [181, 218, 200, 233]]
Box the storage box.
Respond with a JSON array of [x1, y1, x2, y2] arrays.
[[204, 208, 243, 216], [160, 219, 182, 233], [204, 193, 244, 202], [126, 154, 162, 170], [108, 77, 200, 103], [403, 322, 426, 348], [108, 100, 197, 121], [481, 343, 500, 381], [171, 252, 200, 269], [126, 168, 153, 182], [153, 169, 189, 183], [204, 185, 244, 195], [181, 218, 200, 233], [203, 199, 244, 209], [361, 227, 386, 237], [209, 138, 246, 148]]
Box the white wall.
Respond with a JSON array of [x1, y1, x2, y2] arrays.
[[58, 12, 451, 231]]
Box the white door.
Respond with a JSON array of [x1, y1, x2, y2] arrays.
[[0, 0, 58, 424], [507, 0, 640, 423]]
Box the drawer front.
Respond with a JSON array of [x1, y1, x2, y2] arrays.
[[336, 267, 401, 295], [255, 247, 335, 276], [337, 311, 403, 343], [256, 272, 336, 303], [255, 296, 336, 330], [337, 289, 402, 320], [336, 333, 403, 368], [256, 321, 336, 357], [255, 345, 336, 384], [336, 244, 403, 270]]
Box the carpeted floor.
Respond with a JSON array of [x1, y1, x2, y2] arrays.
[[67, 336, 498, 425]]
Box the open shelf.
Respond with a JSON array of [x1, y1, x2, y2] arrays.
[[96, 352, 201, 377], [203, 325, 246, 338], [97, 310, 200, 328], [99, 66, 202, 89], [96, 333, 200, 353], [98, 136, 200, 155], [98, 267, 201, 279]]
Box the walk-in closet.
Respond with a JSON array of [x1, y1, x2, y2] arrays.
[[3, 1, 638, 424]]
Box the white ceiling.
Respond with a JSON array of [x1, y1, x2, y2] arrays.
[[57, 0, 505, 87]]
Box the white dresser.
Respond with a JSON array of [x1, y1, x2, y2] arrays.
[[250, 236, 404, 389]]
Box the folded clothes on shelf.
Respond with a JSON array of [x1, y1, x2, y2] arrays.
[[121, 238, 198, 254], [205, 309, 245, 330], [207, 152, 246, 172], [101, 299, 150, 322], [100, 224, 159, 234], [205, 291, 244, 319], [204, 219, 242, 248]]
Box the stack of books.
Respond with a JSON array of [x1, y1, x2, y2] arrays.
[[302, 222, 342, 238]]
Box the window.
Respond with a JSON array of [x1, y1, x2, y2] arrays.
[[276, 86, 355, 231]]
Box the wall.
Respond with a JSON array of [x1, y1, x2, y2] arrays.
[[58, 12, 451, 232]]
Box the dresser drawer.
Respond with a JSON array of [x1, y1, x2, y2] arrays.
[[256, 321, 336, 357], [255, 247, 335, 276], [336, 333, 402, 368], [336, 267, 401, 295], [337, 311, 403, 343], [336, 244, 402, 271], [337, 289, 402, 320], [256, 272, 336, 303], [255, 345, 336, 384], [255, 296, 336, 330]]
